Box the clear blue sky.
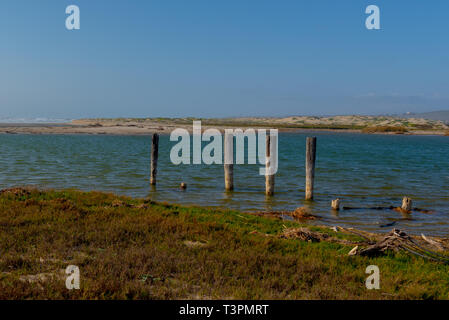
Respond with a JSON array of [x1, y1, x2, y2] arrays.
[[1, 0, 448, 119]]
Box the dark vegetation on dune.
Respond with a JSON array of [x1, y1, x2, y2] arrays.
[[361, 126, 409, 134]]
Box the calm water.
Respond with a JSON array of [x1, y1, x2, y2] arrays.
[[1, 133, 448, 236]]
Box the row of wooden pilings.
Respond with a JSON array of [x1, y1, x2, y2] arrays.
[[149, 133, 317, 201], [150, 133, 415, 212]]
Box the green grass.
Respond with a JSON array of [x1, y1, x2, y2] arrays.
[[1, 188, 448, 300]]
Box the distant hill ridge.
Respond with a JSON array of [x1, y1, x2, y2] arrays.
[[401, 110, 449, 123]]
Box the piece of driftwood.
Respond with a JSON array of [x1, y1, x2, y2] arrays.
[[401, 197, 412, 212], [341, 227, 377, 242], [414, 208, 435, 214], [348, 246, 358, 255], [379, 221, 397, 228], [348, 229, 449, 263], [343, 203, 435, 216], [331, 199, 341, 211], [281, 227, 365, 246], [421, 234, 444, 251], [281, 228, 326, 242]]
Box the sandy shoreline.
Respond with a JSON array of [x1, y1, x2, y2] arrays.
[[0, 123, 361, 135], [0, 124, 446, 136], [1, 115, 449, 136]]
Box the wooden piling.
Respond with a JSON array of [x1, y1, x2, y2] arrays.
[[331, 199, 341, 211], [401, 197, 412, 212], [224, 132, 234, 191], [265, 135, 275, 196], [305, 137, 317, 200], [150, 133, 159, 185]]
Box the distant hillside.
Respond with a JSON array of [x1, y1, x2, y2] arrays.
[[72, 115, 449, 132], [401, 110, 449, 123]]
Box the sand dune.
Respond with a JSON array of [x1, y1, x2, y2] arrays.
[[0, 115, 448, 135]]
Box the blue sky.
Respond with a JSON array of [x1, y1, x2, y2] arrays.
[[1, 0, 448, 119]]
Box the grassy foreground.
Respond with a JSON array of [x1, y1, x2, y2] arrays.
[[0, 188, 448, 300]]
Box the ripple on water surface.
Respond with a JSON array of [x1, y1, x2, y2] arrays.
[[0, 133, 448, 236]]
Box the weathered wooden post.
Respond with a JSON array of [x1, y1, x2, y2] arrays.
[[224, 131, 234, 191], [401, 197, 412, 212], [150, 133, 159, 185], [265, 135, 275, 196], [331, 199, 341, 211], [305, 137, 316, 200]]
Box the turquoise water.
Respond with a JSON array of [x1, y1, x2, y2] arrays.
[[0, 133, 448, 236]]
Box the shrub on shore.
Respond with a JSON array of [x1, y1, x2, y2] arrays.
[[362, 126, 408, 134]]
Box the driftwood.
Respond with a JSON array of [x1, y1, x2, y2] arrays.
[[421, 234, 444, 251], [348, 229, 449, 263], [331, 199, 341, 211], [342, 228, 375, 242], [281, 227, 364, 246], [281, 228, 328, 242], [414, 208, 435, 214], [342, 196, 435, 215], [379, 221, 397, 228], [401, 197, 412, 213], [342, 205, 435, 217], [280, 226, 448, 263]]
